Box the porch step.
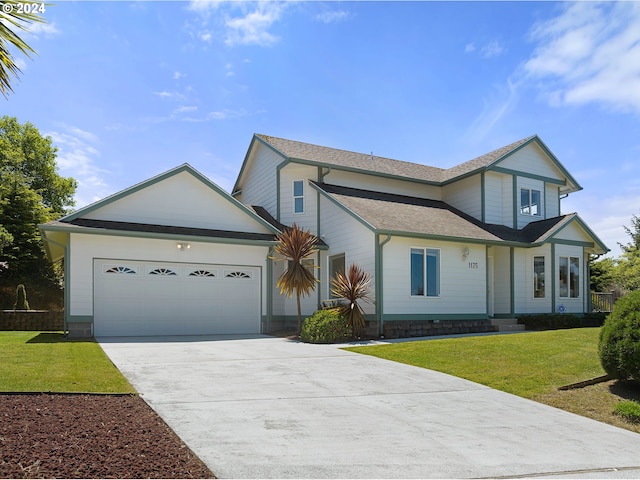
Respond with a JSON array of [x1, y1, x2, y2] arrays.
[[490, 318, 526, 332]]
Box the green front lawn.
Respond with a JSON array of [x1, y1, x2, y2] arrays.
[[347, 328, 604, 398], [0, 331, 135, 393]]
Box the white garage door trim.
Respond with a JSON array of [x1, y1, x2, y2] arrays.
[[94, 259, 261, 336]]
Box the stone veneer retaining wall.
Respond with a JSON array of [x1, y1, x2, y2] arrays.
[[0, 310, 64, 331], [383, 319, 497, 339]]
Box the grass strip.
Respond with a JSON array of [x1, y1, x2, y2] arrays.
[[0, 331, 135, 393], [346, 328, 605, 398]]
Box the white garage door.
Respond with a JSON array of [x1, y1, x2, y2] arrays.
[[94, 259, 261, 336]]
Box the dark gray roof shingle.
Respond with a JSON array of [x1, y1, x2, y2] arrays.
[[313, 182, 571, 245], [256, 134, 536, 184]]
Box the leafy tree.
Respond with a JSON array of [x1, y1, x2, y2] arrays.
[[331, 263, 371, 338], [617, 213, 640, 292], [590, 256, 617, 292], [0, 116, 76, 285], [272, 224, 318, 335], [0, 0, 45, 96]]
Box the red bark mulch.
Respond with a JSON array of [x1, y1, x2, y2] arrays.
[[0, 394, 215, 479]]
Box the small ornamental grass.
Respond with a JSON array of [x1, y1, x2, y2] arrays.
[[300, 308, 351, 344], [614, 401, 640, 424]]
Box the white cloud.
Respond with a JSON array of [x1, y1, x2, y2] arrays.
[[153, 90, 188, 101], [465, 40, 504, 58], [47, 126, 110, 208], [315, 10, 350, 24], [524, 2, 640, 114], [200, 30, 213, 43], [28, 21, 60, 38], [480, 40, 504, 59], [173, 71, 186, 80], [464, 78, 519, 144], [174, 105, 198, 113], [224, 3, 284, 47]]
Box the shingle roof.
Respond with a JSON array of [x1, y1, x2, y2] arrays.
[[256, 133, 537, 185], [313, 182, 572, 245], [256, 134, 445, 183], [46, 218, 278, 242]]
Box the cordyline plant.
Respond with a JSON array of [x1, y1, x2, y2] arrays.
[[331, 263, 371, 338], [272, 224, 319, 335]]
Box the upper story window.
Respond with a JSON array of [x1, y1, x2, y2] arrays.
[[293, 180, 304, 214], [520, 188, 541, 216]]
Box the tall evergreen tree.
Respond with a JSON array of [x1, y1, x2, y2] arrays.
[[617, 213, 640, 292]]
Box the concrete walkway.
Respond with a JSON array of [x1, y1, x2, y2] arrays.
[[99, 335, 640, 479]]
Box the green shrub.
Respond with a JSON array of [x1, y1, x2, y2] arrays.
[[614, 401, 640, 423], [13, 284, 30, 310], [300, 308, 351, 344], [599, 291, 640, 381]]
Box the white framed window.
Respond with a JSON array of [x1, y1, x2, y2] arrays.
[[410, 248, 440, 297], [559, 256, 580, 298], [293, 180, 304, 214], [520, 188, 541, 216], [533, 256, 545, 298], [328, 253, 345, 299]]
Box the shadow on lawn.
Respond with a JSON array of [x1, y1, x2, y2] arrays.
[[26, 333, 96, 344], [610, 380, 640, 403]]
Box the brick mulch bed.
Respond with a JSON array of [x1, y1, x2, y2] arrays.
[[0, 394, 215, 479]]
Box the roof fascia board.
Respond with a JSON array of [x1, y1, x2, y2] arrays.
[[63, 163, 280, 235], [375, 229, 527, 247], [232, 134, 288, 195], [489, 166, 567, 186], [488, 136, 581, 192], [548, 238, 595, 248], [40, 223, 278, 247], [309, 183, 377, 233], [544, 214, 609, 253]]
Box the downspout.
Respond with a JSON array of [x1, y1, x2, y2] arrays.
[[376, 234, 392, 338], [320, 167, 332, 182]]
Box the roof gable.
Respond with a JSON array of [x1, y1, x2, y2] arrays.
[[62, 164, 278, 235], [246, 134, 580, 193]]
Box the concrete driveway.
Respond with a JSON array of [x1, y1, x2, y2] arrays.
[[99, 335, 640, 479]]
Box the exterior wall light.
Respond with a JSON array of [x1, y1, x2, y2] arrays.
[[177, 242, 191, 251]]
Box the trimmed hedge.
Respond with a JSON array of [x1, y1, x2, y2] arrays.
[[518, 313, 607, 331], [300, 308, 351, 344], [599, 291, 640, 381]]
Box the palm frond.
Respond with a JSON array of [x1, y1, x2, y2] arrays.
[[331, 263, 371, 337], [0, 1, 45, 96]]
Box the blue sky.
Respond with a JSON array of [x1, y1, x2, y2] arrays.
[[4, 1, 640, 258]]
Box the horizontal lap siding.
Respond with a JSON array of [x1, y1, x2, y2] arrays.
[[516, 245, 552, 315], [442, 175, 482, 221], [84, 172, 270, 233], [324, 170, 442, 200], [237, 144, 281, 216], [554, 244, 587, 314], [492, 246, 511, 315], [319, 196, 375, 313], [383, 238, 486, 316], [279, 164, 318, 233], [484, 172, 504, 225], [500, 143, 565, 180]]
